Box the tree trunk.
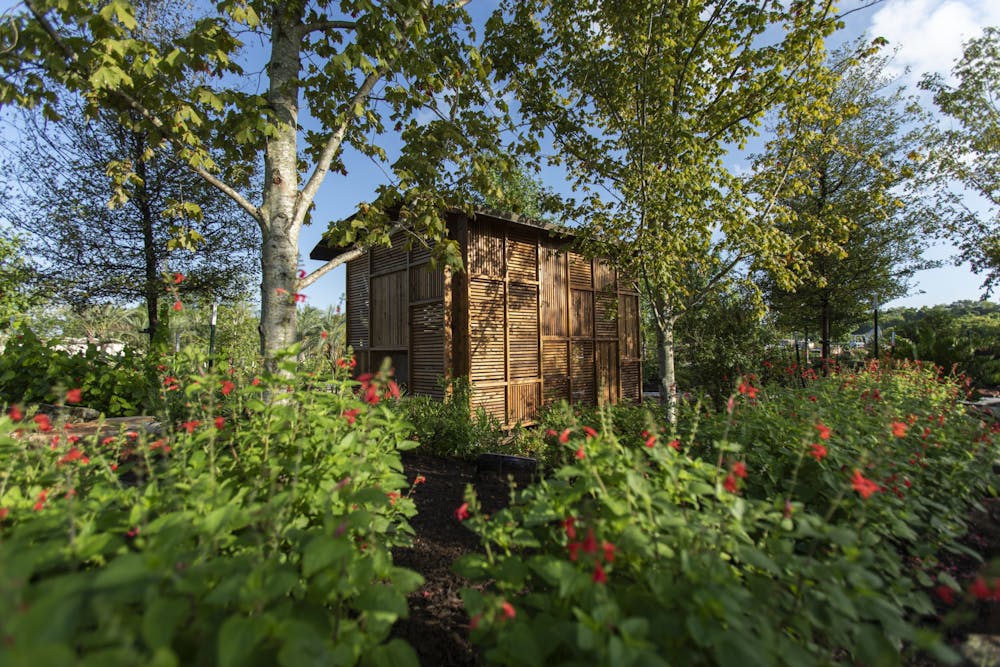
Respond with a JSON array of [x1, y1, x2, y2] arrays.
[[651, 292, 679, 424], [820, 294, 831, 372], [258, 5, 303, 362], [133, 130, 160, 342]]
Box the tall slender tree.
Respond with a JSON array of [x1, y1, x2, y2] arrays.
[[758, 43, 938, 361], [1, 0, 511, 363], [486, 0, 841, 419]]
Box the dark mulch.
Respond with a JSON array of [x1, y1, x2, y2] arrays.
[[392, 452, 522, 667], [393, 453, 1000, 666]]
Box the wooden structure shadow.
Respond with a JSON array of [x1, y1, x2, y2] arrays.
[[310, 209, 642, 427]]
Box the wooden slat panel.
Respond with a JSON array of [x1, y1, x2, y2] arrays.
[[410, 263, 444, 302], [409, 245, 432, 265], [508, 283, 538, 379], [469, 278, 506, 382], [472, 385, 506, 424], [571, 289, 593, 338], [622, 361, 641, 402], [596, 341, 619, 405], [571, 340, 595, 405], [371, 237, 408, 275], [468, 220, 504, 278], [594, 259, 615, 291], [542, 340, 569, 405], [346, 256, 369, 350], [508, 382, 540, 424], [410, 301, 445, 398], [595, 291, 618, 339], [370, 270, 407, 348], [620, 293, 640, 359], [569, 252, 592, 290], [540, 246, 567, 337], [507, 227, 537, 283]]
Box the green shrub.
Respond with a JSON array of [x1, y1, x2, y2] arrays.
[[0, 346, 423, 666], [456, 360, 993, 666], [0, 328, 156, 417], [400, 377, 505, 459]]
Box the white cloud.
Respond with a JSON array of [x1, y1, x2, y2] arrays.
[[868, 0, 1000, 83]]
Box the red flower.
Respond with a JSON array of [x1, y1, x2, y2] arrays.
[[501, 601, 516, 620], [33, 414, 52, 432], [562, 516, 576, 539], [738, 382, 758, 399], [220, 380, 236, 396], [935, 585, 955, 605], [387, 492, 400, 506], [469, 614, 482, 630], [321, 330, 328, 339], [970, 577, 992, 600], [559, 428, 571, 444], [7, 405, 22, 421], [583, 426, 598, 438], [0, 507, 7, 520], [163, 376, 179, 391], [567, 541, 581, 561], [414, 475, 426, 485], [602, 541, 616, 562], [293, 293, 307, 303], [645, 434, 656, 448], [173, 300, 182, 312], [668, 439, 681, 451], [298, 269, 307, 279], [182, 420, 200, 434], [851, 469, 880, 499], [343, 408, 360, 425], [732, 461, 747, 479], [173, 272, 184, 284], [592, 562, 607, 584], [891, 421, 908, 438], [454, 503, 470, 521], [214, 416, 225, 429], [575, 445, 585, 460], [252, 377, 261, 386], [810, 443, 828, 461], [33, 489, 48, 512], [364, 384, 380, 405], [110, 463, 118, 472], [66, 388, 82, 404], [814, 422, 831, 441], [723, 474, 738, 494], [58, 447, 87, 465], [385, 380, 401, 399], [582, 528, 597, 554]]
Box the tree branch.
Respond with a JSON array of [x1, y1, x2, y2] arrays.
[[23, 0, 264, 227], [300, 20, 357, 35]]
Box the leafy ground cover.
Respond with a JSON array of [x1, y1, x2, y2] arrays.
[[1, 354, 998, 666]]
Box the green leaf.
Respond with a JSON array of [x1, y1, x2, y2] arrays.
[[142, 597, 189, 649], [218, 615, 265, 667], [302, 534, 351, 578], [362, 638, 419, 667]]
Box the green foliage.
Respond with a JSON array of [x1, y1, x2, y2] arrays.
[[0, 328, 155, 416], [400, 378, 505, 459], [0, 234, 40, 330], [921, 28, 1000, 295], [0, 348, 423, 665], [457, 361, 992, 665], [759, 41, 938, 356]]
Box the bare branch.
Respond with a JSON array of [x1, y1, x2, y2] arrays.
[[300, 20, 357, 35]]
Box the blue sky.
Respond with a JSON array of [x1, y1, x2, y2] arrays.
[[296, 0, 1000, 313]]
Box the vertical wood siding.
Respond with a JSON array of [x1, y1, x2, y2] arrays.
[[346, 256, 369, 350]]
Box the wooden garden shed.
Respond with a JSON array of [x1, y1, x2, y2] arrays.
[[310, 209, 642, 427]]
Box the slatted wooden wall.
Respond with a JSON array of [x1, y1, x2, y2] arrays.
[[344, 232, 446, 395]]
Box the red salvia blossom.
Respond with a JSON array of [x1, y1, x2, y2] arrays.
[[173, 300, 182, 312], [387, 492, 400, 506], [221, 380, 236, 396], [732, 462, 747, 479], [173, 272, 184, 284], [34, 489, 48, 512], [298, 269, 307, 279], [33, 414, 52, 432], [364, 384, 380, 405], [181, 421, 200, 434], [567, 541, 581, 561], [321, 330, 328, 339], [293, 293, 307, 303], [454, 503, 470, 521], [65, 388, 82, 404], [252, 378, 261, 386], [469, 614, 482, 630], [0, 507, 8, 520], [214, 416, 225, 429], [668, 439, 681, 451], [343, 408, 360, 425], [723, 474, 738, 494], [891, 421, 908, 437], [592, 562, 607, 584], [602, 541, 616, 563], [814, 422, 831, 441], [810, 443, 828, 461], [414, 475, 426, 485], [385, 380, 401, 399], [645, 434, 657, 448], [738, 382, 758, 399], [562, 516, 576, 539], [501, 601, 516, 620], [559, 428, 571, 444], [851, 469, 880, 499], [575, 445, 585, 460], [969, 577, 991, 600], [58, 447, 88, 465], [935, 585, 955, 605], [163, 376, 179, 391], [7, 405, 22, 421], [582, 529, 597, 554], [583, 426, 598, 438]]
